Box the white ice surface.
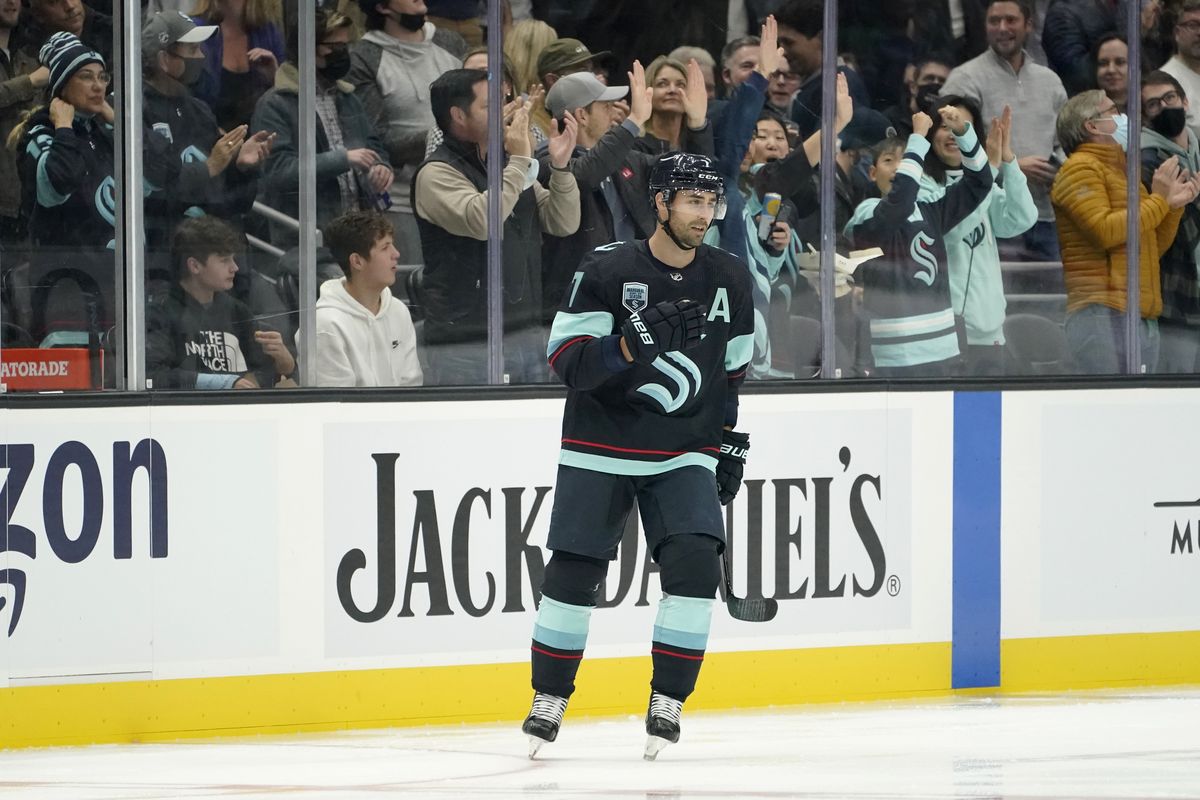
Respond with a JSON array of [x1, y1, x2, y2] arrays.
[[1, 688, 1199, 799]]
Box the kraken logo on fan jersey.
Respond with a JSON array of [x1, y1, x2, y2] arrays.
[[909, 231, 938, 286], [636, 351, 702, 413]]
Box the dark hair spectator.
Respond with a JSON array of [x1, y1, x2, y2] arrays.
[[313, 209, 422, 386], [1092, 34, 1128, 113], [1051, 89, 1196, 373], [18, 0, 113, 69], [942, 0, 1067, 261], [1140, 67, 1200, 372], [190, 0, 286, 131], [1161, 0, 1200, 140], [147, 215, 294, 389], [411, 67, 580, 384], [1043, 0, 1166, 98], [253, 7, 391, 247], [884, 53, 954, 139]]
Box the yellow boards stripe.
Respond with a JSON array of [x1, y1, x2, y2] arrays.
[[0, 643, 951, 748], [1001, 631, 1200, 691]]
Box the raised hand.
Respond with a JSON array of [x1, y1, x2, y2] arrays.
[[1152, 155, 1181, 200], [504, 102, 532, 158], [912, 111, 933, 137], [998, 105, 1015, 162], [247, 48, 278, 75], [49, 97, 75, 129], [756, 15, 785, 79], [547, 110, 578, 169], [236, 130, 275, 171], [207, 124, 248, 176], [938, 105, 968, 135], [986, 116, 1003, 167], [835, 71, 853, 133], [627, 59, 653, 130], [683, 58, 709, 128]]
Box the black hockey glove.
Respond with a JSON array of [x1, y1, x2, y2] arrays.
[[716, 430, 749, 505], [620, 299, 707, 365]]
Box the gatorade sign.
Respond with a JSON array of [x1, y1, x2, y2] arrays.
[[1, 349, 97, 390]]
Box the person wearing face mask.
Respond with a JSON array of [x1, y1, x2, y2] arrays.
[[883, 54, 954, 139], [348, 0, 465, 270], [1051, 89, 1200, 373], [1140, 71, 1200, 373], [252, 8, 392, 249], [142, 11, 274, 284]]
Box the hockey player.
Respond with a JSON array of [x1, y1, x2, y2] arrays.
[[521, 153, 755, 761]]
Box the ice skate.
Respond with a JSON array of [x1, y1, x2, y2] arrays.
[[643, 691, 683, 760], [522, 692, 568, 758]]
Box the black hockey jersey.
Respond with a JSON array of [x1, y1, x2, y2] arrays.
[[845, 126, 993, 368], [547, 240, 755, 476]]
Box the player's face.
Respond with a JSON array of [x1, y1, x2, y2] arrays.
[[665, 189, 718, 247]]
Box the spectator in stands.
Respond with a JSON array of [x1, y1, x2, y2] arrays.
[[314, 209, 422, 386], [143, 11, 273, 281], [1140, 70, 1200, 372], [191, 0, 285, 131], [348, 0, 464, 268], [1051, 89, 1198, 373], [532, 38, 607, 141], [1043, 0, 1164, 97], [719, 36, 761, 98], [425, 0, 481, 47], [14, 32, 176, 342], [739, 108, 803, 379], [845, 105, 995, 377], [774, 0, 872, 139], [638, 56, 708, 154], [669, 45, 717, 100], [1093, 34, 1129, 113], [18, 0, 112, 67], [1162, 0, 1200, 139], [411, 68, 580, 385], [942, 0, 1067, 261], [147, 215, 293, 389], [883, 54, 953, 140], [538, 62, 713, 322], [765, 67, 801, 118], [423, 44, 518, 158], [920, 99, 1036, 375], [504, 18, 556, 95], [253, 7, 391, 246], [0, 0, 46, 258]]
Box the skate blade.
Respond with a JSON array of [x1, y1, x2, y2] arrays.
[[527, 734, 548, 759], [643, 735, 671, 761]]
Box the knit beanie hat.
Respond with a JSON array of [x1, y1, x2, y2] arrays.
[[40, 31, 105, 98]]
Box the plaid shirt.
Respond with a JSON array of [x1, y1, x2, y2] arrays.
[[315, 88, 359, 215]]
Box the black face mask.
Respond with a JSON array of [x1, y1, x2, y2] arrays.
[[1151, 106, 1188, 139], [178, 55, 205, 86], [915, 83, 944, 112], [319, 46, 351, 81], [396, 12, 425, 31]]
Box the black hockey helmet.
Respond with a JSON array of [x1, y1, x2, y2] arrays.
[[648, 152, 727, 220]]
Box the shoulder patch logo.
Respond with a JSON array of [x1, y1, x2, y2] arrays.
[[622, 281, 649, 313]]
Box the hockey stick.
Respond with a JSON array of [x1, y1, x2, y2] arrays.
[[720, 543, 778, 622]]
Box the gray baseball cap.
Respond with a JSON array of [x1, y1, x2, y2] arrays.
[[546, 72, 629, 118], [142, 11, 217, 56]]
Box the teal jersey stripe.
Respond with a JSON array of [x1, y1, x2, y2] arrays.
[[726, 333, 754, 370], [560, 449, 718, 476], [870, 307, 956, 339], [35, 150, 70, 208], [547, 310, 614, 357], [532, 623, 588, 651], [871, 330, 959, 367]]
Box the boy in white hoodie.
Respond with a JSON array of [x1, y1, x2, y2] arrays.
[[315, 210, 423, 386]]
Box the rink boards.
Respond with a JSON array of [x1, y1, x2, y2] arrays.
[[0, 388, 1196, 747]]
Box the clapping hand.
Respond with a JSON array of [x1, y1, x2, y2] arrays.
[[756, 15, 785, 79], [547, 110, 579, 169], [236, 130, 275, 171], [683, 58, 709, 128], [627, 59, 653, 130]]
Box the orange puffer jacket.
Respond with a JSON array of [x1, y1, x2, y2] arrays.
[[1050, 142, 1184, 318]]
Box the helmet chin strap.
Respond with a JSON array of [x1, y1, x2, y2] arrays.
[[659, 208, 698, 251]]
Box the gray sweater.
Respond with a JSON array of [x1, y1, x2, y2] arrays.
[[941, 48, 1068, 222]]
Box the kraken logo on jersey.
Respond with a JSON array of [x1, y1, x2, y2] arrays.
[[909, 231, 938, 286], [622, 282, 649, 313], [635, 351, 702, 414]]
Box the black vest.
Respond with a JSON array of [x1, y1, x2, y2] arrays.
[[411, 138, 543, 344]]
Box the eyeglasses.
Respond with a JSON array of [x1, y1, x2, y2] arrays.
[[72, 70, 110, 86], [1145, 90, 1182, 114]]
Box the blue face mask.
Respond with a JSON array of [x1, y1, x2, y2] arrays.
[[1104, 112, 1130, 152]]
